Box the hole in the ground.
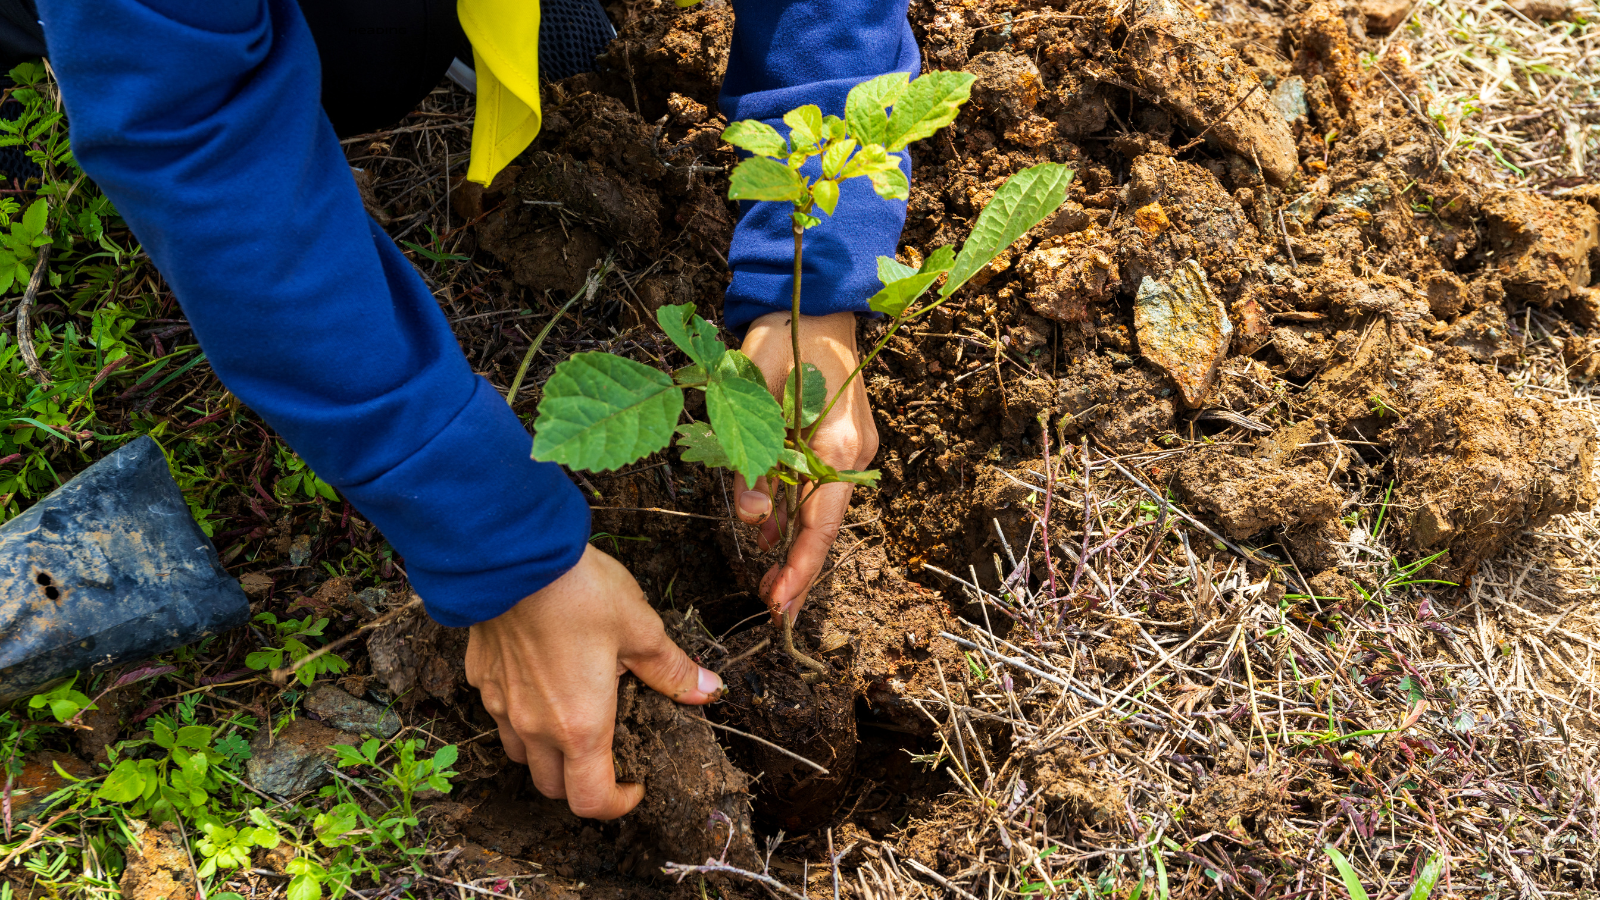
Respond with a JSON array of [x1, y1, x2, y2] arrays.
[[44, 586, 60, 600], [36, 572, 51, 586]]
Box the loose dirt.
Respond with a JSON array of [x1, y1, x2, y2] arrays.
[[264, 0, 1600, 891]]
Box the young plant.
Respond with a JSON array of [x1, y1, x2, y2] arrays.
[[332, 737, 458, 821], [531, 71, 1073, 665], [195, 809, 280, 879], [245, 612, 349, 686]]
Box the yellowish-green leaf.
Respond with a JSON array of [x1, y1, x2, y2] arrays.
[[729, 156, 807, 203], [812, 179, 840, 215], [722, 120, 787, 158], [868, 271, 942, 316], [781, 363, 827, 429], [656, 303, 726, 368], [868, 166, 909, 201], [675, 421, 731, 468], [822, 138, 856, 179], [884, 71, 975, 151], [845, 72, 910, 146], [877, 255, 919, 283], [784, 105, 824, 150], [706, 374, 785, 485]]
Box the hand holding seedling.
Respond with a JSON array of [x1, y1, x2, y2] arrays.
[[465, 546, 723, 819], [735, 310, 877, 623], [531, 70, 1073, 672]]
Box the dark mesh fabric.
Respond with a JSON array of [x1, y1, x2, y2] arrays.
[[538, 0, 615, 81]]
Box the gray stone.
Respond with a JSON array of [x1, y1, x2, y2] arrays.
[[1271, 76, 1308, 124], [1134, 260, 1233, 408], [305, 685, 402, 738], [246, 718, 355, 797]]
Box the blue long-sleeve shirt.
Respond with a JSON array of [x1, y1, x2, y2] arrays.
[[37, 0, 916, 627]]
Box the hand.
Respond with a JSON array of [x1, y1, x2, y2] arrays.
[[736, 310, 879, 623], [465, 545, 723, 819]]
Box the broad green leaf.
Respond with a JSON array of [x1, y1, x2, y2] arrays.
[[532, 353, 684, 472], [845, 72, 910, 145], [152, 722, 175, 750], [706, 376, 785, 485], [877, 255, 919, 284], [840, 144, 898, 181], [834, 468, 881, 487], [728, 156, 807, 203], [781, 363, 827, 429], [921, 244, 956, 274], [884, 71, 975, 151], [287, 874, 322, 900], [784, 105, 824, 149], [779, 447, 817, 479], [656, 303, 725, 368], [942, 163, 1075, 300], [432, 744, 459, 771], [716, 349, 767, 386], [97, 760, 146, 803], [812, 179, 840, 216], [315, 803, 361, 847], [721, 120, 787, 158], [20, 198, 46, 240], [176, 725, 211, 749], [868, 271, 942, 316], [1324, 846, 1369, 900], [675, 422, 731, 468], [822, 138, 856, 179], [823, 115, 848, 140], [868, 166, 909, 201], [1408, 855, 1442, 900]]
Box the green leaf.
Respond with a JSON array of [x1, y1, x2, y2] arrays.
[[532, 353, 684, 472], [721, 120, 787, 158], [287, 873, 323, 900], [432, 744, 459, 772], [781, 363, 827, 429], [1408, 855, 1442, 900], [835, 468, 881, 487], [942, 163, 1075, 300], [152, 722, 175, 750], [675, 422, 731, 468], [794, 210, 822, 229], [19, 198, 46, 240], [877, 256, 919, 284], [705, 375, 785, 485], [97, 760, 147, 803], [822, 139, 856, 179], [1325, 846, 1369, 900], [783, 105, 824, 150], [673, 363, 709, 388], [718, 349, 766, 386], [867, 271, 943, 317], [314, 803, 361, 847], [728, 156, 808, 203], [884, 71, 975, 151], [845, 72, 910, 146], [176, 725, 211, 749], [868, 166, 909, 201], [655, 303, 726, 368], [812, 179, 840, 216], [921, 244, 956, 275]]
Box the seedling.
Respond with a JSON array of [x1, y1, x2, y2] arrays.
[[245, 612, 349, 686], [531, 71, 1073, 668]]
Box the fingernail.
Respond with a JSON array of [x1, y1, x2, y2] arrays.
[[698, 667, 724, 699], [738, 490, 771, 523]]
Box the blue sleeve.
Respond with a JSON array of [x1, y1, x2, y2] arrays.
[[719, 0, 920, 334], [36, 0, 590, 628]]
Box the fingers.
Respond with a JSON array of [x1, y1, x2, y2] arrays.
[[623, 618, 724, 705], [765, 481, 854, 621], [733, 474, 773, 526], [564, 744, 644, 820], [488, 710, 528, 764], [526, 745, 567, 800]]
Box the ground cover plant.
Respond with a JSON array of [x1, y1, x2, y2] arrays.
[[4, 0, 1600, 896]]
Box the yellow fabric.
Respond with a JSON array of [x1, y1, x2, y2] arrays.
[[459, 0, 542, 186]]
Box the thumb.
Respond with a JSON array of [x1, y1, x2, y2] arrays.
[[624, 629, 724, 706]]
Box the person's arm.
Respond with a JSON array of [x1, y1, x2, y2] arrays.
[[38, 0, 719, 820], [719, 0, 918, 620]]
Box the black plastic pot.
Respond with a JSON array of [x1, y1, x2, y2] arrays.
[[0, 436, 250, 703]]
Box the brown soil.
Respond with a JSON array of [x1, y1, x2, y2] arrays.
[[287, 0, 1600, 888], [118, 820, 195, 900]]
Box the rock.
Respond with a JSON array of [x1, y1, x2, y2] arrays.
[[1134, 260, 1233, 407], [1270, 76, 1309, 123], [1121, 0, 1299, 185], [119, 820, 196, 900], [1509, 0, 1587, 20], [1018, 228, 1121, 323], [1175, 450, 1346, 539], [1480, 190, 1599, 306], [304, 685, 402, 738], [246, 718, 357, 797], [10, 751, 92, 821], [1360, 0, 1413, 32], [967, 51, 1043, 122]]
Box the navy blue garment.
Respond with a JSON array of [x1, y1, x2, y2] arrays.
[[720, 0, 919, 333], [36, 0, 915, 626]]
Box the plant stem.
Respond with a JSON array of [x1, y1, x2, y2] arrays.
[[786, 209, 806, 545], [506, 255, 610, 407], [782, 615, 828, 675]]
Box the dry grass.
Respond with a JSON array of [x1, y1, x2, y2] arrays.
[[1387, 0, 1599, 191]]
